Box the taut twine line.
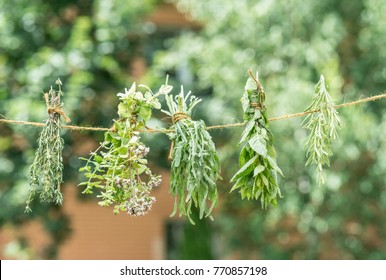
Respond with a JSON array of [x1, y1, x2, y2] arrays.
[[1, 92, 385, 132]]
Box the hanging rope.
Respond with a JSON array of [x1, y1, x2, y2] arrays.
[[1, 91, 386, 133]]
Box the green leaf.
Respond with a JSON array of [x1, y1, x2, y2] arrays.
[[231, 154, 258, 182], [253, 165, 265, 176], [94, 155, 103, 163], [137, 164, 147, 175], [239, 147, 249, 166], [108, 132, 121, 140], [139, 105, 152, 121], [248, 134, 267, 157], [173, 144, 183, 167], [118, 102, 131, 118], [117, 146, 128, 155], [244, 77, 257, 91], [267, 156, 284, 176], [240, 120, 255, 143], [241, 92, 249, 112], [79, 165, 91, 172], [153, 100, 161, 109]]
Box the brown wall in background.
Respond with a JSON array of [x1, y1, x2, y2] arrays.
[[0, 170, 175, 260]]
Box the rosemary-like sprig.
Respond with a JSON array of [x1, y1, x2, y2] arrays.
[[26, 79, 67, 212], [231, 72, 283, 208], [79, 82, 165, 215], [303, 75, 341, 185], [162, 86, 221, 224]]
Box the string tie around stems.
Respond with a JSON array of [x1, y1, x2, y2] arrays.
[[45, 93, 71, 123], [172, 112, 190, 124], [168, 112, 191, 160], [249, 102, 262, 110]]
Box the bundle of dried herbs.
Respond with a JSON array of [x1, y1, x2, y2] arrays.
[[231, 71, 283, 208], [162, 86, 221, 224], [26, 79, 71, 212], [302, 75, 341, 185], [79, 82, 167, 215]]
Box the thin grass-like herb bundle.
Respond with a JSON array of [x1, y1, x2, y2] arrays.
[[303, 75, 341, 185], [26, 79, 70, 212], [231, 72, 283, 208], [162, 86, 221, 224]]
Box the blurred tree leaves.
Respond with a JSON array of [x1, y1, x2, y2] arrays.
[[0, 0, 156, 259], [153, 0, 386, 259], [1, 0, 386, 260]]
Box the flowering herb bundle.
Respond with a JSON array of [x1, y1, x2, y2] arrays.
[[302, 75, 341, 185], [231, 72, 283, 208], [79, 82, 165, 215], [162, 86, 221, 224], [26, 79, 71, 212]]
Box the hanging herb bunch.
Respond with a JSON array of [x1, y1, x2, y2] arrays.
[[26, 79, 71, 212], [79, 82, 168, 216], [162, 86, 221, 224], [302, 75, 341, 185], [231, 71, 283, 208]]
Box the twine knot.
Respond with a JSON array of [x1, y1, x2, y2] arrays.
[[45, 93, 71, 123], [172, 112, 190, 124], [47, 107, 71, 123], [250, 102, 262, 110]]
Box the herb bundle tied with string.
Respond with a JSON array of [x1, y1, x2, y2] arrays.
[[231, 71, 283, 208], [302, 75, 341, 185], [79, 82, 167, 215], [26, 79, 71, 212], [163, 86, 221, 224]]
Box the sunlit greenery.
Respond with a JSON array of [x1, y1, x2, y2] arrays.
[[1, 0, 386, 259], [154, 0, 386, 259]]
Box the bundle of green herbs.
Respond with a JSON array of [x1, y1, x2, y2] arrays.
[[162, 86, 221, 224], [79, 82, 167, 215], [26, 79, 70, 212], [302, 75, 341, 185], [231, 71, 283, 208]]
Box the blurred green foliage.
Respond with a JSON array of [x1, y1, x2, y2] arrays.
[[1, 0, 386, 259], [0, 0, 157, 259], [154, 0, 386, 259]]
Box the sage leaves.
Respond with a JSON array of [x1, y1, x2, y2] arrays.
[[26, 79, 70, 212], [79, 82, 162, 215], [231, 72, 283, 208], [303, 75, 341, 185], [162, 86, 221, 224]]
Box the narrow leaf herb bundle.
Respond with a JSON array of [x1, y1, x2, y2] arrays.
[[79, 82, 166, 215], [26, 79, 70, 212], [231, 72, 283, 208], [162, 86, 221, 224], [303, 75, 341, 185]]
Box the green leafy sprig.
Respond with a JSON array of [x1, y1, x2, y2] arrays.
[[303, 75, 341, 185], [26, 79, 69, 212], [162, 86, 221, 224], [79, 82, 166, 215], [231, 72, 283, 208]]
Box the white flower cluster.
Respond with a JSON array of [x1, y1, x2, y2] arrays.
[[133, 144, 150, 157], [125, 186, 156, 216], [147, 174, 162, 189]]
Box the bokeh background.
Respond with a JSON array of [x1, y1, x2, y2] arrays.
[[1, 0, 386, 260]]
